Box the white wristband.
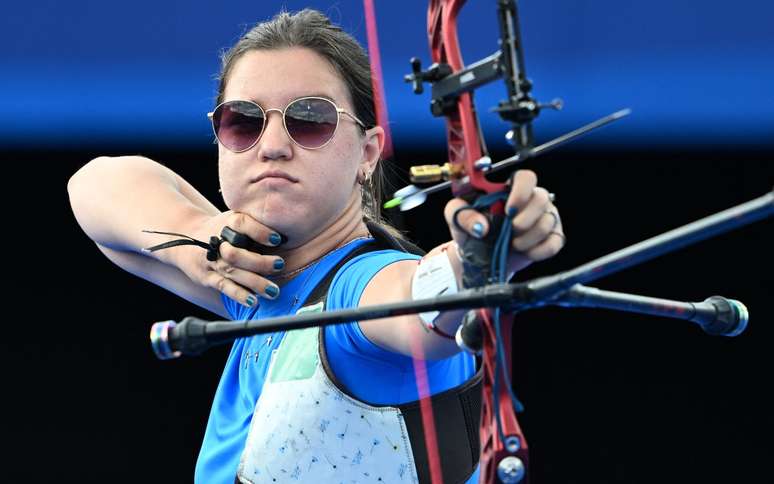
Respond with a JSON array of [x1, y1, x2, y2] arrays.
[[411, 250, 459, 327]]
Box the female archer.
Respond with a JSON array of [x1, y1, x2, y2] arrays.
[[67, 9, 565, 484]]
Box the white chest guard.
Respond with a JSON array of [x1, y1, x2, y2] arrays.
[[237, 326, 419, 484]]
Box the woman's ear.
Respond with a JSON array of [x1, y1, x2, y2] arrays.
[[360, 125, 385, 175]]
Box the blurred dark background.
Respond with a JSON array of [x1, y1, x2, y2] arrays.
[[5, 0, 772, 482]]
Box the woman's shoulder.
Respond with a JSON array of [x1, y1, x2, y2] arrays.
[[328, 247, 419, 300]]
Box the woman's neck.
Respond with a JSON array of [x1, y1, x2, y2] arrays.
[[269, 195, 370, 280]]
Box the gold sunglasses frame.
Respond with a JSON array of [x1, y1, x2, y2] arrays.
[[207, 96, 367, 152]]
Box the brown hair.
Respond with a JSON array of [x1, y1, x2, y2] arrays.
[[216, 9, 389, 226]]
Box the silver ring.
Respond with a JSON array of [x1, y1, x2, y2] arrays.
[[548, 192, 556, 203], [544, 210, 560, 231]]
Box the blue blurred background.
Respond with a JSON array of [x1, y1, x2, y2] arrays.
[[2, 0, 772, 150]]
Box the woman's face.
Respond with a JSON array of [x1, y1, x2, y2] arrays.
[[218, 47, 378, 245]]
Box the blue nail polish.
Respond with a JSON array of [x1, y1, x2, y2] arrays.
[[507, 206, 518, 217], [245, 295, 257, 307], [472, 222, 485, 238], [265, 284, 279, 299], [273, 258, 285, 270], [269, 233, 282, 246]]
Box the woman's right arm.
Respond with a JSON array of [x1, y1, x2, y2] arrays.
[[67, 156, 280, 319]]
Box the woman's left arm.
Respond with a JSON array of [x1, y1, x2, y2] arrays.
[[359, 170, 565, 360]]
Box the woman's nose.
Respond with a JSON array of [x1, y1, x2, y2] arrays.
[[257, 109, 292, 160]]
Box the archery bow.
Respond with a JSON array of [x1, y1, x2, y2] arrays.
[[401, 2, 532, 482], [370, 1, 560, 481], [368, 1, 628, 482]]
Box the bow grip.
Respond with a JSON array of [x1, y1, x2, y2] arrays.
[[459, 212, 505, 288]]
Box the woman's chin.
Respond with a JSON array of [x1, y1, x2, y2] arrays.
[[242, 201, 303, 236], [233, 194, 348, 246]]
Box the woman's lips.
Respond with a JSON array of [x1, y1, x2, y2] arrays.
[[251, 170, 299, 184]]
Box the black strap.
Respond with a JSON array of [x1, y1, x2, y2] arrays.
[[365, 220, 425, 256], [396, 368, 482, 484]]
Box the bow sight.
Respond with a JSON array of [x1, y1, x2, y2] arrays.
[[405, 0, 552, 138]]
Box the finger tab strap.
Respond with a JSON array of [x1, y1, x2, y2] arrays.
[[142, 229, 222, 261]]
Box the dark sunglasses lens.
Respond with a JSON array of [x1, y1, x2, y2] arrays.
[[213, 101, 265, 151], [285, 98, 338, 148]]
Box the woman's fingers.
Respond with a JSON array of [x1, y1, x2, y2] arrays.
[[167, 211, 289, 307], [510, 201, 565, 257], [210, 243, 285, 306], [510, 187, 553, 235], [501, 170, 565, 265], [521, 231, 565, 261], [444, 198, 490, 242], [203, 267, 281, 307], [512, 213, 561, 253], [505, 170, 538, 215], [218, 242, 285, 275], [438, 169, 565, 276]]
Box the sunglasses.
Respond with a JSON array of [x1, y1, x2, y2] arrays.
[[207, 96, 367, 152]]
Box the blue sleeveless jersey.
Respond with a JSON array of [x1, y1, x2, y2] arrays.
[[195, 239, 479, 483]]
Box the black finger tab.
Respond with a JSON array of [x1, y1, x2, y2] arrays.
[[220, 226, 277, 253], [451, 205, 480, 235]]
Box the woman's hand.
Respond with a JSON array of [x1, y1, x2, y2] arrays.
[[444, 169, 565, 277], [168, 211, 287, 307]]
